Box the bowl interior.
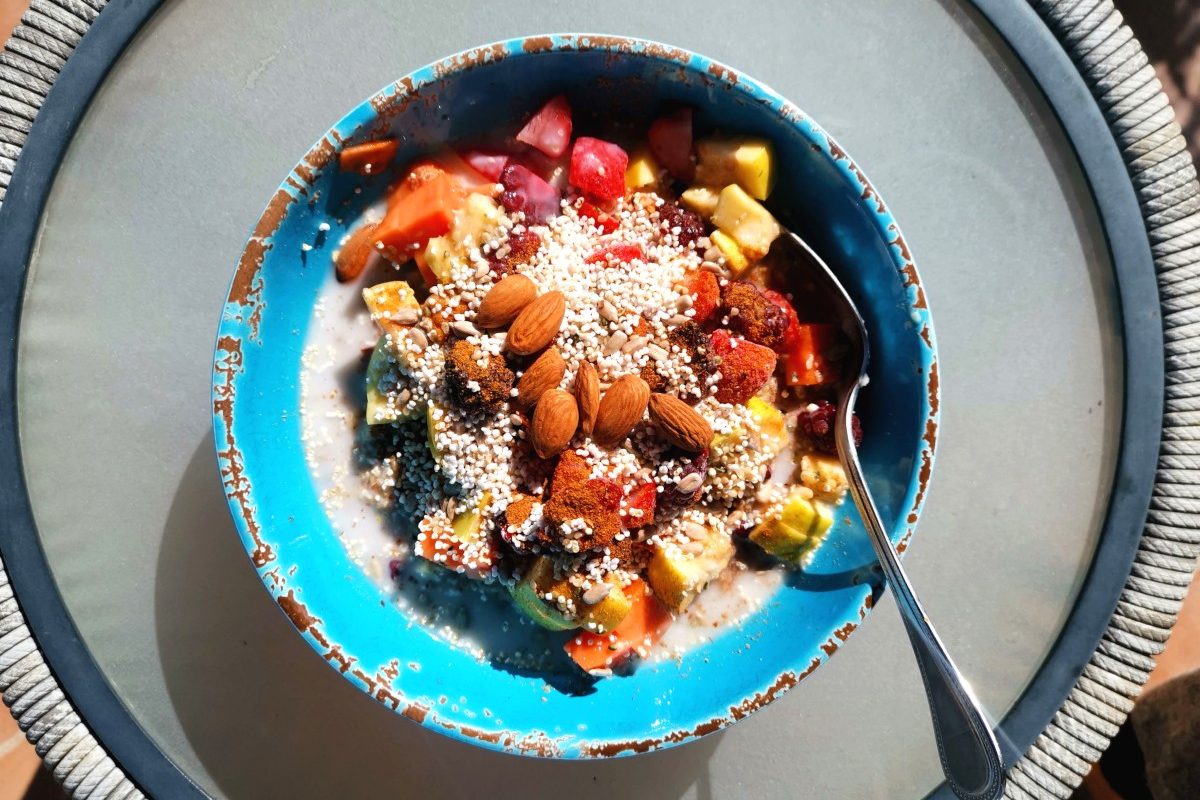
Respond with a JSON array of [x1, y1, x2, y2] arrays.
[[214, 38, 936, 757]]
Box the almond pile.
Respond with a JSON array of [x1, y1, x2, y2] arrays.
[[467, 273, 714, 460]]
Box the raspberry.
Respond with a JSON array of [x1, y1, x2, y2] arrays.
[[798, 400, 862, 455], [659, 202, 705, 247], [710, 329, 776, 405], [721, 281, 789, 350]]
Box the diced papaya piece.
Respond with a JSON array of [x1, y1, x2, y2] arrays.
[[783, 323, 836, 386], [375, 173, 468, 257], [564, 580, 671, 673], [339, 139, 398, 174]]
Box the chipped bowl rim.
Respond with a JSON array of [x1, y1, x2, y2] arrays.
[[212, 33, 939, 759]]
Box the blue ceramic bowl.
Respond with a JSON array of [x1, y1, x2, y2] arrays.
[[213, 35, 938, 758]]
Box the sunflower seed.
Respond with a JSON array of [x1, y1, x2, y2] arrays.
[[682, 540, 706, 555], [451, 320, 481, 337], [407, 327, 429, 349], [605, 330, 628, 354], [581, 583, 613, 605], [683, 522, 708, 540], [676, 473, 704, 494], [646, 343, 670, 362], [668, 314, 691, 327], [395, 388, 412, 405], [676, 294, 694, 310], [599, 300, 620, 322], [474, 263, 491, 279], [622, 334, 649, 354], [700, 259, 725, 274], [391, 307, 421, 325]]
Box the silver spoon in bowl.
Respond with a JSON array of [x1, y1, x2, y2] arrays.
[[776, 230, 1006, 800]]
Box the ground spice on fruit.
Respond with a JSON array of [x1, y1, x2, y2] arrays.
[[544, 451, 623, 550], [722, 281, 788, 349], [505, 494, 535, 527], [444, 340, 514, 415], [489, 230, 542, 275], [669, 321, 719, 384]]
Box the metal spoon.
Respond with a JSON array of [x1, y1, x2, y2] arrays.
[[777, 231, 1006, 800]]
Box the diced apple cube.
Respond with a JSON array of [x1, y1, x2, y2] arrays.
[[800, 454, 849, 499], [646, 525, 734, 612], [362, 280, 419, 338], [423, 235, 460, 283], [451, 193, 504, 249], [680, 186, 721, 218], [625, 148, 660, 190], [365, 337, 421, 425], [695, 137, 775, 200], [749, 489, 833, 564], [712, 184, 781, 260], [581, 584, 633, 634], [710, 230, 748, 275]]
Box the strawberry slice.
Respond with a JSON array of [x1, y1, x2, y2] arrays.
[[570, 137, 628, 201], [578, 200, 619, 234], [585, 242, 644, 266], [460, 149, 509, 182], [621, 482, 657, 529], [688, 270, 720, 325], [516, 94, 573, 158], [648, 107, 694, 180], [499, 163, 561, 223], [710, 329, 777, 405]]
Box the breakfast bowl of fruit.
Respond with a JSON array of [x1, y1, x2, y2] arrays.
[[212, 34, 937, 757]]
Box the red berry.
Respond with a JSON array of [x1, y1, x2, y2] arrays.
[[761, 289, 802, 353], [798, 400, 862, 455], [516, 95, 573, 158], [659, 202, 705, 247], [648, 107, 695, 180], [569, 137, 628, 201]]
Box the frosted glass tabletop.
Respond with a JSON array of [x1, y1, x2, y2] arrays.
[[15, 0, 1120, 796]]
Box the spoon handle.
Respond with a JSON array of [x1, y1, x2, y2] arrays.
[[837, 391, 1006, 800]]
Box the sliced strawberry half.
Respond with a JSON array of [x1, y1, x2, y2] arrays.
[[569, 137, 628, 201], [516, 94, 573, 158]]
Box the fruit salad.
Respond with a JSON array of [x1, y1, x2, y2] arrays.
[[335, 95, 859, 677]]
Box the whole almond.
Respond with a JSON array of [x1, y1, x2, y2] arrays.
[[505, 291, 566, 355], [575, 362, 600, 436], [593, 375, 650, 448], [517, 347, 566, 408], [531, 389, 579, 459], [649, 393, 714, 452], [335, 222, 378, 282], [475, 274, 538, 329]]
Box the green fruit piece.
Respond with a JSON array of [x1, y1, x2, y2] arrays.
[[749, 490, 836, 564], [426, 402, 442, 464], [365, 338, 400, 426], [508, 557, 578, 631], [450, 492, 490, 542]]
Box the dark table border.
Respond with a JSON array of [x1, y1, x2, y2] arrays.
[[0, 1, 1163, 797]]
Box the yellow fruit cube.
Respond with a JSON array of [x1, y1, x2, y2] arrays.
[[452, 193, 504, 248], [712, 184, 782, 260], [800, 454, 849, 499], [647, 525, 734, 612], [581, 584, 632, 634], [695, 137, 776, 200], [625, 149, 660, 189], [680, 186, 721, 218], [423, 236, 461, 284], [450, 492, 490, 541], [362, 280, 419, 338], [749, 490, 834, 564], [746, 397, 787, 456], [710, 230, 749, 275]]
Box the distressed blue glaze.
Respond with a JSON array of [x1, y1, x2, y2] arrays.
[[212, 35, 938, 758]]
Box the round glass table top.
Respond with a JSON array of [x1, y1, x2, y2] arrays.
[[14, 0, 1122, 796]]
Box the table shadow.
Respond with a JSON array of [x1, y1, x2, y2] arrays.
[[154, 435, 722, 799]]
